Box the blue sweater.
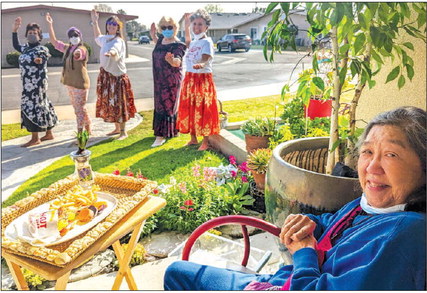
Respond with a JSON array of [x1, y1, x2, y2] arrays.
[[289, 198, 426, 290]]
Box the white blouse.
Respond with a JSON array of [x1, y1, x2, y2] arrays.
[[184, 37, 214, 73], [95, 34, 127, 76]]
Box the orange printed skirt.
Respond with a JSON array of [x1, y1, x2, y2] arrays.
[[96, 67, 137, 123], [176, 72, 220, 136]]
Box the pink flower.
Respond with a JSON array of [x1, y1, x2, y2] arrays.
[[230, 170, 237, 177], [192, 165, 201, 177], [229, 155, 236, 165], [153, 189, 159, 194], [127, 171, 134, 177], [242, 176, 248, 182], [179, 182, 187, 193], [179, 206, 186, 210], [187, 208, 194, 211], [239, 162, 250, 173], [112, 169, 120, 175], [184, 199, 194, 206]]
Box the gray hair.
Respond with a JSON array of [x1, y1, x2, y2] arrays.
[[357, 106, 426, 212], [190, 9, 211, 26]]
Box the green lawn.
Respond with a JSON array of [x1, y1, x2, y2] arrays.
[[2, 123, 29, 141], [2, 95, 283, 207]]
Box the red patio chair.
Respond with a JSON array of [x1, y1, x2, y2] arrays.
[[181, 215, 281, 271]]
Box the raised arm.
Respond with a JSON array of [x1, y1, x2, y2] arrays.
[[150, 22, 158, 44], [91, 9, 101, 39], [184, 13, 191, 47], [45, 13, 58, 47], [12, 17, 22, 52]]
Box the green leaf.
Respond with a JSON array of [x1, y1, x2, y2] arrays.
[[358, 13, 367, 30], [339, 43, 350, 55], [405, 64, 414, 81], [312, 77, 325, 91], [339, 64, 348, 86], [371, 49, 383, 65], [354, 33, 366, 55], [398, 75, 405, 89], [271, 9, 280, 24], [280, 2, 290, 15], [403, 42, 414, 51], [330, 139, 341, 153], [385, 66, 400, 83], [368, 79, 376, 89], [332, 3, 345, 25], [384, 37, 393, 53], [266, 2, 279, 14]]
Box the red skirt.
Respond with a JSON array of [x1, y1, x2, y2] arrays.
[[96, 67, 137, 123], [176, 72, 220, 136]]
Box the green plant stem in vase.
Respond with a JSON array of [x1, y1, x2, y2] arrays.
[[70, 130, 94, 187]]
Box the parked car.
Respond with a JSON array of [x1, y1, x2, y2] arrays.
[[216, 34, 252, 52], [139, 36, 150, 44]]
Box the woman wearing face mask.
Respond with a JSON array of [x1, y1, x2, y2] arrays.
[[12, 17, 58, 147], [45, 13, 91, 135], [149, 17, 186, 147], [90, 10, 137, 140], [176, 9, 220, 151]]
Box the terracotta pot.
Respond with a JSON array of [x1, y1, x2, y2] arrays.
[[251, 171, 266, 191], [244, 134, 270, 154], [304, 99, 332, 119], [264, 137, 360, 263]]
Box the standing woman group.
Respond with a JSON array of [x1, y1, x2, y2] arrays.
[[91, 10, 136, 140], [12, 17, 58, 147]]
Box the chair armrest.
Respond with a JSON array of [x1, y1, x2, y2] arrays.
[[182, 215, 281, 268]]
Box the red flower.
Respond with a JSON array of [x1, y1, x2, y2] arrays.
[[153, 189, 159, 194], [242, 176, 248, 182], [112, 169, 120, 175], [127, 171, 134, 177], [184, 199, 194, 206], [230, 170, 237, 177], [137, 174, 147, 179], [239, 162, 250, 173], [229, 155, 236, 165]]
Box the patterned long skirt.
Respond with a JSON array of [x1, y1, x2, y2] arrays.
[[176, 72, 220, 136], [96, 67, 137, 123]]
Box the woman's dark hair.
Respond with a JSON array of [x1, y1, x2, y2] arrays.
[[25, 23, 43, 40], [190, 9, 211, 26], [357, 106, 426, 212], [105, 15, 123, 38], [63, 28, 83, 70]]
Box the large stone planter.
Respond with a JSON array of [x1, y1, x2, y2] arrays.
[[264, 137, 360, 262]]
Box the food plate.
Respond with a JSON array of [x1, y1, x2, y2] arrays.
[[4, 192, 117, 247]]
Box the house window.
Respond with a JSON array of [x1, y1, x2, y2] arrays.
[[250, 27, 257, 40]]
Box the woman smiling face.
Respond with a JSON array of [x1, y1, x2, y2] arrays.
[[358, 125, 425, 208], [191, 17, 208, 35]]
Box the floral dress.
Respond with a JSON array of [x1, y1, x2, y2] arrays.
[[15, 39, 58, 132], [152, 36, 186, 138]]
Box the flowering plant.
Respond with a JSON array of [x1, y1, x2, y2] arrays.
[[154, 156, 255, 233]]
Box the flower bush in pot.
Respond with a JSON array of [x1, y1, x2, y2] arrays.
[[241, 117, 276, 153]]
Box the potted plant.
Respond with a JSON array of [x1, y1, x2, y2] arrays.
[[247, 148, 272, 191], [262, 2, 425, 259], [241, 117, 276, 153]]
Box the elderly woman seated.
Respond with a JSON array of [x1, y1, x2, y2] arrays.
[[164, 106, 426, 290]]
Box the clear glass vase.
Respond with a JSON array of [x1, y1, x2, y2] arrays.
[[70, 150, 94, 188]]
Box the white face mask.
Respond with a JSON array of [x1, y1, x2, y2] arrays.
[[360, 193, 406, 214], [192, 31, 206, 40], [69, 36, 81, 45]]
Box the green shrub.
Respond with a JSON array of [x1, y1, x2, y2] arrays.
[[83, 42, 93, 57], [241, 117, 276, 137], [6, 51, 21, 67], [269, 124, 294, 149], [22, 268, 49, 290]]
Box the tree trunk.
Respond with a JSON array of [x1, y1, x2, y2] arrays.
[[326, 27, 342, 174], [344, 42, 372, 169]]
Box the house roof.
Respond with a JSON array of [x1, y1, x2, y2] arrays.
[[1, 4, 138, 21], [178, 12, 263, 30]]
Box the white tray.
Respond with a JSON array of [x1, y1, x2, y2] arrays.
[[4, 191, 117, 247]]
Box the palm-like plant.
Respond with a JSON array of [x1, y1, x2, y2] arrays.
[[76, 130, 89, 155], [247, 148, 273, 174]]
